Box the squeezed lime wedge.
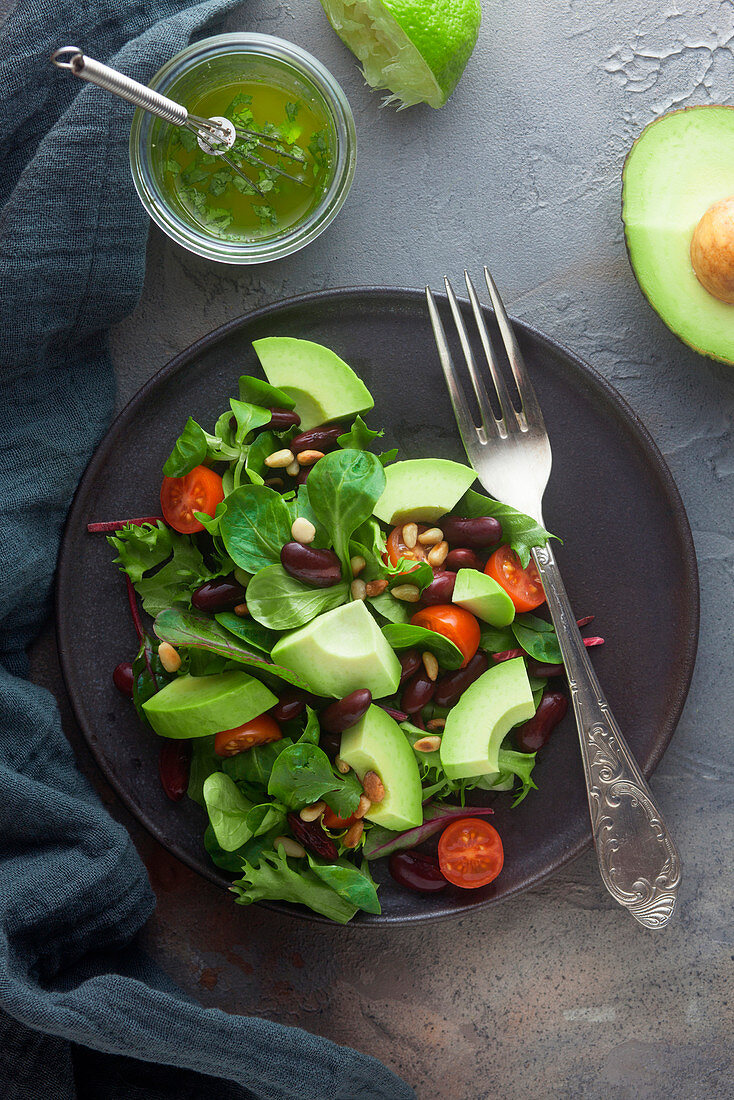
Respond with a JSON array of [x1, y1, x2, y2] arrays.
[[319, 0, 481, 108]]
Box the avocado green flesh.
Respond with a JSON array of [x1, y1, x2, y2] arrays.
[[452, 568, 515, 627], [270, 599, 401, 699], [373, 458, 476, 524], [142, 672, 277, 739], [253, 336, 374, 431], [440, 658, 534, 779], [622, 106, 734, 364], [339, 705, 423, 831]]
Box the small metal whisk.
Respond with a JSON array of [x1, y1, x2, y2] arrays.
[[51, 47, 310, 197]]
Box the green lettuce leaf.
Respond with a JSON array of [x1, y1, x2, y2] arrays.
[[238, 374, 295, 410], [267, 742, 359, 813], [187, 735, 221, 805], [337, 415, 384, 451], [456, 489, 558, 568], [153, 607, 312, 691], [511, 613, 562, 664], [231, 848, 359, 923], [218, 484, 293, 573], [246, 564, 348, 631], [382, 623, 464, 669], [203, 772, 254, 851], [306, 449, 386, 572], [109, 522, 217, 617], [307, 855, 381, 915], [162, 417, 208, 477]]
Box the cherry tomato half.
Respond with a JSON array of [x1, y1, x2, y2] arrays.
[[214, 714, 282, 757], [485, 544, 545, 613], [438, 817, 504, 889], [410, 605, 480, 668], [322, 807, 359, 830], [385, 523, 429, 567], [160, 465, 224, 534]]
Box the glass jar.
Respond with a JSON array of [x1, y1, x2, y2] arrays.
[[129, 33, 357, 264]]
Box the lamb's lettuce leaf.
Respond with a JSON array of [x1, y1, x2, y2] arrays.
[[456, 489, 557, 568], [306, 449, 386, 573], [246, 564, 348, 630]]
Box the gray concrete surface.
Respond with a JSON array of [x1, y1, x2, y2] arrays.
[[30, 1, 733, 1097]]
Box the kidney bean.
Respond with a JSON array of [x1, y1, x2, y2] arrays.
[[290, 425, 345, 454], [399, 649, 422, 686], [442, 516, 502, 549], [287, 812, 338, 860], [444, 548, 485, 573], [401, 671, 435, 714], [527, 659, 565, 678], [320, 689, 372, 733], [377, 703, 409, 722], [389, 851, 448, 893], [318, 730, 342, 759], [281, 542, 342, 587], [192, 580, 246, 612], [159, 740, 191, 801], [265, 408, 301, 431], [296, 467, 310, 486], [112, 661, 134, 697], [270, 691, 307, 722], [419, 570, 456, 606], [433, 650, 489, 708], [515, 691, 568, 753]]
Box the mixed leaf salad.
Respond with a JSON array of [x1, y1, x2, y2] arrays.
[[96, 337, 603, 923]]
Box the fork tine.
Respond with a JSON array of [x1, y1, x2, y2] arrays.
[[483, 267, 546, 430], [443, 277, 501, 438], [425, 286, 478, 447], [463, 270, 521, 433]]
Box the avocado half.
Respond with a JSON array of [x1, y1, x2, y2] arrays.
[[622, 105, 734, 365]]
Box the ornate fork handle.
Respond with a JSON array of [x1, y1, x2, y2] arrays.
[[532, 543, 681, 928]]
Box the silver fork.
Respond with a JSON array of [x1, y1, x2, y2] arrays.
[[427, 268, 681, 929]]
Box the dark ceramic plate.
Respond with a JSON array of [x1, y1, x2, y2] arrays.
[[56, 287, 699, 925]]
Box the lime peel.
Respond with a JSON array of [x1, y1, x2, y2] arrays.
[[319, 0, 481, 109]]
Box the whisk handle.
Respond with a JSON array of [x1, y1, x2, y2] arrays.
[[51, 47, 188, 126]]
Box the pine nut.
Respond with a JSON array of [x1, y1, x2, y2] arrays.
[[402, 522, 418, 549], [343, 820, 364, 849], [365, 578, 388, 597], [351, 579, 367, 601], [354, 794, 372, 819], [427, 540, 449, 567], [413, 735, 442, 753], [286, 460, 300, 478], [296, 449, 324, 465], [233, 567, 250, 588], [274, 836, 306, 858], [264, 477, 284, 490], [234, 603, 249, 617], [291, 517, 316, 544], [350, 555, 366, 576], [426, 718, 446, 730], [299, 800, 326, 822], [362, 771, 385, 803], [418, 527, 444, 546], [422, 651, 439, 681], [391, 584, 421, 602], [335, 756, 351, 774], [158, 642, 181, 673], [264, 448, 295, 468]]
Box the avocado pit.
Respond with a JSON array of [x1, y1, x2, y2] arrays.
[[690, 196, 734, 305]]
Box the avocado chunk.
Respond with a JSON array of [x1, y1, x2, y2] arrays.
[[373, 458, 476, 525], [252, 337, 374, 431], [440, 657, 534, 779], [270, 600, 401, 699], [452, 568, 515, 627], [339, 705, 423, 830], [622, 105, 734, 364], [142, 672, 277, 739]]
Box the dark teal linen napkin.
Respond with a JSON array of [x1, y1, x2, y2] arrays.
[[0, 2, 414, 1097]]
